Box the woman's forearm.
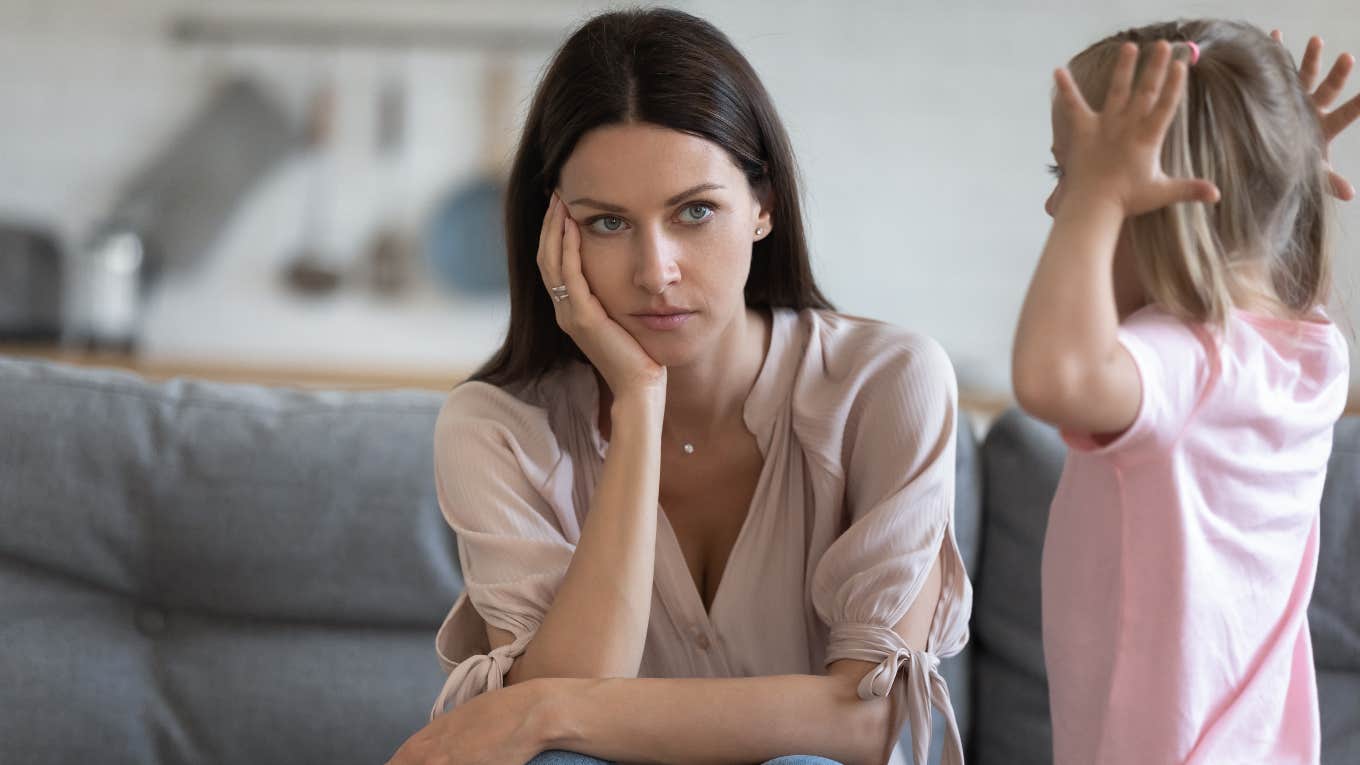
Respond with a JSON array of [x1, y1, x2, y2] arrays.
[[535, 670, 893, 765], [506, 390, 664, 684]]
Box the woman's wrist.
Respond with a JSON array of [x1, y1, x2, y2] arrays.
[[526, 677, 591, 752], [610, 385, 666, 428]]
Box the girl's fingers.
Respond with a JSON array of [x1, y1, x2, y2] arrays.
[[1053, 67, 1094, 121], [1135, 41, 1173, 114], [1314, 53, 1354, 110], [1105, 42, 1139, 112], [1271, 29, 1284, 45], [1149, 61, 1188, 136], [1328, 169, 1356, 201], [1167, 177, 1221, 206], [1322, 86, 1360, 141], [1300, 36, 1324, 92]]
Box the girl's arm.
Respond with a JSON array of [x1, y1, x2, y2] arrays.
[[1012, 188, 1141, 434], [1012, 41, 1218, 434]]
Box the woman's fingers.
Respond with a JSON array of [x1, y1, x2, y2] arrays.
[[535, 194, 553, 268], [536, 194, 565, 297], [559, 213, 594, 317]]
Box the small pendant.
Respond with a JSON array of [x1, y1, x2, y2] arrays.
[[682, 442, 695, 455]]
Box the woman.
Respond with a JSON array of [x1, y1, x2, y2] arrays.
[[389, 8, 971, 765]]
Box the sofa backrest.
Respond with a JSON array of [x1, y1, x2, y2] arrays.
[[0, 358, 458, 764], [10, 355, 1351, 765]]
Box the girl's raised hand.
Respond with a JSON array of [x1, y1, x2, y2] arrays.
[[1273, 30, 1360, 201], [1053, 40, 1221, 217]]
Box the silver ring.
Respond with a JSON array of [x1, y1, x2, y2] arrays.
[[549, 284, 569, 303]]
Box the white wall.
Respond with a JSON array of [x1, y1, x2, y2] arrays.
[[697, 0, 1360, 392], [2, 0, 1358, 392]]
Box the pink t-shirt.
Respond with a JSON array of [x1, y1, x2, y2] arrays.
[[1041, 306, 1349, 765]]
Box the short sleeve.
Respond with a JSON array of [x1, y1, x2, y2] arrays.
[[1064, 307, 1217, 460], [428, 383, 577, 719], [808, 328, 973, 765]]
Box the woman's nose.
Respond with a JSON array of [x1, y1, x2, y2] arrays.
[[633, 230, 681, 294]]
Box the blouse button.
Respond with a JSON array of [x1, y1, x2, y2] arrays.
[[695, 632, 712, 651]]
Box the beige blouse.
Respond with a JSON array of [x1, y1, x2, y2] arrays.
[[430, 309, 973, 765]]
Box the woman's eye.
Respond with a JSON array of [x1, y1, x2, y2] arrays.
[[1046, 163, 1064, 180], [589, 216, 627, 234], [679, 203, 714, 224]]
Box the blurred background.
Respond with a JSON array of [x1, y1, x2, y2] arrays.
[[2, 0, 1358, 407]]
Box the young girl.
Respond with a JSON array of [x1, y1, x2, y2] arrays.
[[1013, 20, 1360, 765]]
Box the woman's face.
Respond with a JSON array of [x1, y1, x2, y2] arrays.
[[557, 123, 772, 367], [1047, 101, 1147, 319]]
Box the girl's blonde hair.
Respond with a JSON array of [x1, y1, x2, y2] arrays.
[[1069, 19, 1332, 325]]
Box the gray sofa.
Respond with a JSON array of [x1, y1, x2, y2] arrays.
[[0, 356, 1355, 764]]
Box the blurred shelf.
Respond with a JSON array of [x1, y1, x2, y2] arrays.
[[0, 343, 467, 391], [169, 11, 565, 52]]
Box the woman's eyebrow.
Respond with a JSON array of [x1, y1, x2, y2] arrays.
[[567, 197, 627, 213], [664, 182, 725, 206], [568, 183, 726, 213]]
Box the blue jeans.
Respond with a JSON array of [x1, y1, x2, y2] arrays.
[[527, 752, 842, 765]]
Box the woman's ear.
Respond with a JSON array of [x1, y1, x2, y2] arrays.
[[753, 182, 774, 240]]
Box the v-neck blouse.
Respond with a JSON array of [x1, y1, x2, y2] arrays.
[[430, 309, 973, 765]]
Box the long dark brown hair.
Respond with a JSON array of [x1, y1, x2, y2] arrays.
[[469, 7, 833, 387]]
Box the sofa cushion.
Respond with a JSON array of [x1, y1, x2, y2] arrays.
[[0, 357, 458, 764], [1314, 418, 1360, 764], [969, 410, 1062, 765]]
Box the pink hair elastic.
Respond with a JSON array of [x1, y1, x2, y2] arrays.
[[1186, 40, 1201, 64]]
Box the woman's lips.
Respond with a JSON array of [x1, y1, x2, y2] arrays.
[[633, 311, 694, 331]]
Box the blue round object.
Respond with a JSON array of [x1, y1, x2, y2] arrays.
[[426, 175, 509, 294]]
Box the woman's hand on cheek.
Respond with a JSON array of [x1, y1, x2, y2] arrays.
[[1054, 40, 1220, 217], [538, 194, 666, 401], [384, 682, 552, 765], [1273, 30, 1360, 201]]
